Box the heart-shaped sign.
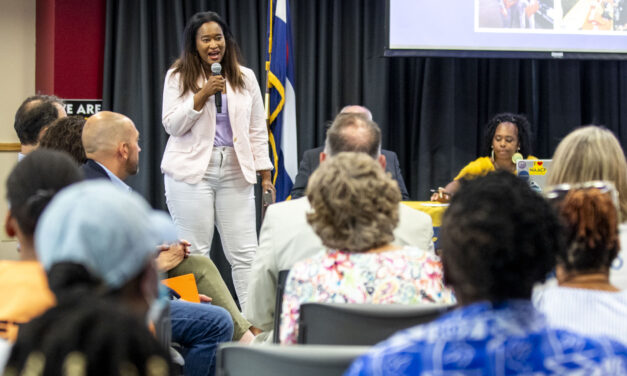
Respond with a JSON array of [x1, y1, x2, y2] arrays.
[[537, 161, 543, 166]]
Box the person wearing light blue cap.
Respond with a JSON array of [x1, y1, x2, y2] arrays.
[[36, 180, 175, 291], [35, 180, 234, 376]]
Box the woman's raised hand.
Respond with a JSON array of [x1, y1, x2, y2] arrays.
[[202, 74, 226, 97], [194, 75, 226, 111]]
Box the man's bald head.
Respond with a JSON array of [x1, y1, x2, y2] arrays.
[[339, 105, 373, 121], [82, 111, 136, 155], [324, 113, 381, 158], [82, 111, 141, 180]]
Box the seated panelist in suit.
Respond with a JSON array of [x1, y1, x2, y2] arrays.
[[290, 105, 410, 200], [245, 112, 434, 343]]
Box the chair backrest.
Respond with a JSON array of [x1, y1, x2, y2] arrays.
[[216, 343, 369, 376], [297, 302, 454, 345], [272, 269, 290, 343]]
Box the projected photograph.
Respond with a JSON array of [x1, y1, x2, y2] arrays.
[[477, 0, 556, 29], [560, 0, 627, 31], [477, 0, 627, 31]]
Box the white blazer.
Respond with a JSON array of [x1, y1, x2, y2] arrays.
[[161, 66, 273, 184]]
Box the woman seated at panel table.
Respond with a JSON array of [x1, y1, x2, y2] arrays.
[[430, 112, 534, 202], [279, 152, 455, 345]]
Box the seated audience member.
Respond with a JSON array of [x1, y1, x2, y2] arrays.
[[0, 150, 83, 370], [290, 105, 410, 200], [81, 110, 256, 343], [545, 125, 627, 289], [535, 183, 627, 342], [80, 111, 140, 184], [1, 150, 83, 342], [4, 296, 173, 376], [29, 181, 233, 376], [346, 172, 627, 375], [431, 112, 534, 201], [13, 95, 66, 160], [246, 113, 434, 342], [279, 152, 455, 344], [39, 115, 87, 164]]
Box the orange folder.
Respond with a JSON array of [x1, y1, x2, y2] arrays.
[[161, 273, 200, 303]]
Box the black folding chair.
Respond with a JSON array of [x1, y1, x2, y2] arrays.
[[272, 269, 290, 343], [216, 343, 369, 376], [297, 302, 454, 345]]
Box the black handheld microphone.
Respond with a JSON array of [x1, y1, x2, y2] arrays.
[[211, 63, 222, 113]]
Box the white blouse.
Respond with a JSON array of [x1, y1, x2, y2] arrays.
[[534, 286, 627, 344], [610, 223, 627, 289]]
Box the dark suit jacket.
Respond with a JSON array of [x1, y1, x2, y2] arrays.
[[82, 159, 110, 181], [290, 146, 410, 200]]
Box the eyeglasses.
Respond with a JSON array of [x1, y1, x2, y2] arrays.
[[544, 180, 620, 212]]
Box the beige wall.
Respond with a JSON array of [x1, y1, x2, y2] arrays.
[[0, 0, 36, 259]]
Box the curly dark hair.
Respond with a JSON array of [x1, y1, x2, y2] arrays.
[[439, 171, 563, 303], [39, 116, 87, 164], [556, 189, 619, 274], [480, 113, 532, 157]]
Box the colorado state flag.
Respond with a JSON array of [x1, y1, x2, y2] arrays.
[[266, 0, 297, 201]]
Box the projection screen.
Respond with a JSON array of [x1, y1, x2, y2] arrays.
[[386, 0, 627, 59]]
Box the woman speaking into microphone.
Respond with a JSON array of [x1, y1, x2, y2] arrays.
[[161, 11, 274, 308]]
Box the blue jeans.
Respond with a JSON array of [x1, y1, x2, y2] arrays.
[[170, 300, 233, 376]]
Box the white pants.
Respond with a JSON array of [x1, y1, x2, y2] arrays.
[[164, 147, 257, 309]]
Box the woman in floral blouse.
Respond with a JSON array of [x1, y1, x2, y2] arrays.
[[279, 152, 455, 344]]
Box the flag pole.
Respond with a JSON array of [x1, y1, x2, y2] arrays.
[[265, 0, 274, 125], [263, 0, 277, 215]]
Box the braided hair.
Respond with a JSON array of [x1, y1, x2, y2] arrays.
[[4, 285, 173, 376]]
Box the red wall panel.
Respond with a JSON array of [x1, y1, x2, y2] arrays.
[[36, 0, 106, 99]]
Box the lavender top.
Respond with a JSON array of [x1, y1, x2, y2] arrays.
[[214, 93, 233, 147]]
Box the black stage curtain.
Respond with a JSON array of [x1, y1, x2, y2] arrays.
[[103, 0, 627, 301]]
